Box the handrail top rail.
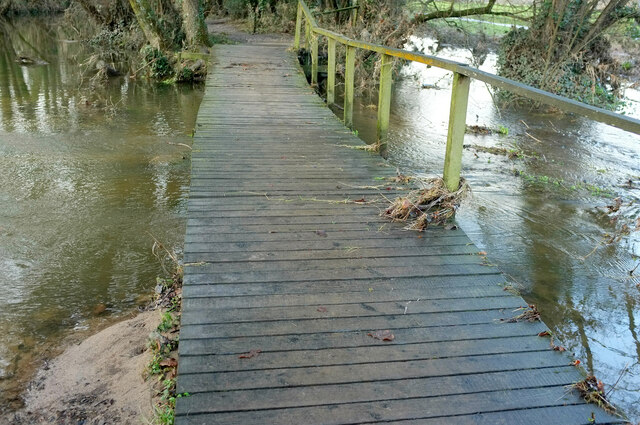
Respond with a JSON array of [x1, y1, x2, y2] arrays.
[[298, 0, 640, 136]]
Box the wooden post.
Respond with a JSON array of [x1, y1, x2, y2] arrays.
[[327, 38, 336, 104], [311, 34, 319, 85], [304, 20, 311, 49], [377, 54, 393, 156], [294, 2, 303, 49], [443, 72, 470, 192], [344, 45, 355, 128], [351, 0, 358, 23]]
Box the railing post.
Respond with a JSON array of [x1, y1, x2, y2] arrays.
[[344, 45, 355, 128], [304, 20, 311, 49], [311, 33, 318, 85], [327, 38, 336, 104], [294, 2, 303, 49], [377, 54, 393, 156], [351, 0, 358, 23], [443, 72, 470, 192]]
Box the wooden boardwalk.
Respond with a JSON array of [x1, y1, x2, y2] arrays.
[[175, 42, 624, 424]]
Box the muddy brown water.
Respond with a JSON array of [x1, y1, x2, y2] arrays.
[[0, 17, 203, 407], [337, 36, 640, 421]]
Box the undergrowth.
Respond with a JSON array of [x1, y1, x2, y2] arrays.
[[146, 235, 185, 425]]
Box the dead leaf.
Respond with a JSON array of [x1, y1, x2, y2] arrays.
[[478, 251, 487, 256], [315, 230, 327, 237], [571, 359, 581, 366], [551, 344, 566, 352], [159, 358, 178, 368], [239, 349, 262, 359], [368, 330, 395, 342], [316, 306, 328, 313], [606, 197, 622, 213], [353, 198, 366, 203], [538, 331, 551, 337]]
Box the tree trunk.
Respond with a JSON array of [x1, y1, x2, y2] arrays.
[[182, 0, 210, 47], [128, 0, 163, 50], [0, 0, 12, 16]]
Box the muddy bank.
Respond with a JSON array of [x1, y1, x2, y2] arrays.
[[8, 310, 160, 425]]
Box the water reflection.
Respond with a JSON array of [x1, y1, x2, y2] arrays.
[[349, 35, 640, 420], [0, 16, 203, 407]]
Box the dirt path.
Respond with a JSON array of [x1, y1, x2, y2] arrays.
[[207, 17, 290, 45]]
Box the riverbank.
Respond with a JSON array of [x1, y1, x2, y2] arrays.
[[9, 310, 160, 424]]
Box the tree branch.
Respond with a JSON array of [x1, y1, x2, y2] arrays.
[[413, 0, 497, 24]]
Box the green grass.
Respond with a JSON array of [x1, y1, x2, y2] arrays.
[[158, 312, 175, 332]]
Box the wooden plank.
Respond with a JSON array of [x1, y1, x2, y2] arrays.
[[179, 320, 547, 355], [183, 264, 502, 285], [181, 284, 510, 309], [181, 296, 524, 324], [181, 274, 507, 299], [390, 405, 626, 425], [179, 335, 550, 375], [179, 309, 520, 339], [184, 244, 481, 263], [177, 350, 569, 388], [178, 367, 578, 411]]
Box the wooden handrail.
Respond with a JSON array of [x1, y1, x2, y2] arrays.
[[294, 0, 640, 191]]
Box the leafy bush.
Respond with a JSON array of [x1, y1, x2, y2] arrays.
[[142, 46, 172, 79]]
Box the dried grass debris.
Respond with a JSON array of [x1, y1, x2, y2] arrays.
[[383, 177, 469, 231]]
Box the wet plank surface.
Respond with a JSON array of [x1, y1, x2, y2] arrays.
[[175, 43, 624, 424]]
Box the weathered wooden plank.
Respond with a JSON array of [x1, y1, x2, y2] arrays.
[[179, 320, 547, 355], [177, 350, 569, 389], [183, 253, 486, 276], [184, 229, 468, 243], [175, 386, 591, 423], [389, 405, 626, 425], [181, 274, 507, 300], [178, 367, 578, 411], [184, 244, 480, 263], [179, 309, 518, 339], [183, 264, 501, 285], [182, 274, 507, 298], [179, 335, 549, 375], [181, 296, 523, 325], [184, 237, 475, 256]]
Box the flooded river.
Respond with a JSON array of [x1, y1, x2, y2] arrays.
[[345, 36, 640, 420], [1, 14, 638, 420], [0, 17, 202, 406]]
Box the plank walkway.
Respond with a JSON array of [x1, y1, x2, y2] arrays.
[[175, 41, 624, 424]]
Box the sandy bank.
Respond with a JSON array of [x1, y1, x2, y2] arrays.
[[9, 310, 160, 425]]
